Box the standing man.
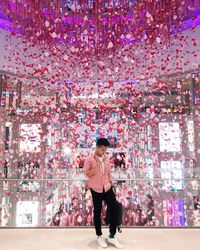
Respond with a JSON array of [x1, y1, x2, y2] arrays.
[[84, 138, 123, 249]]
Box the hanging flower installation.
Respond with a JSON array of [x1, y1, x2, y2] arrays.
[[0, 0, 200, 56], [0, 0, 200, 229]]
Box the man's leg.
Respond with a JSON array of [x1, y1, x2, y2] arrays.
[[104, 188, 124, 249], [104, 188, 118, 237], [91, 189, 103, 236]]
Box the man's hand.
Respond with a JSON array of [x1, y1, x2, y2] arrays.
[[86, 167, 97, 177]]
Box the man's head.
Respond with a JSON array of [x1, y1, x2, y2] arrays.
[[95, 138, 110, 157]]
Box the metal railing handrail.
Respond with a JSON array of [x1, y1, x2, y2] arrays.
[[0, 178, 199, 181]]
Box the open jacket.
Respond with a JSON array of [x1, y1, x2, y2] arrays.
[[84, 152, 113, 193]]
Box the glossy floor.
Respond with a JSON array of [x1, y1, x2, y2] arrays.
[[0, 228, 200, 250]]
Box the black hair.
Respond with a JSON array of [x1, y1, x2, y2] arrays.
[[96, 138, 110, 147], [147, 194, 153, 200]]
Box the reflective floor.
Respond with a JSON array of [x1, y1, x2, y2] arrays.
[[0, 228, 200, 250]]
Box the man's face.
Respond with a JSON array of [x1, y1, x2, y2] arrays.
[[96, 145, 108, 156]]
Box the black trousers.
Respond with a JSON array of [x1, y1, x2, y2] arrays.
[[91, 187, 118, 237]]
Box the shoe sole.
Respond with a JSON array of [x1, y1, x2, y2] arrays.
[[97, 244, 107, 248]]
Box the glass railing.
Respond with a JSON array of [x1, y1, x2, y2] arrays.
[[0, 177, 200, 228]]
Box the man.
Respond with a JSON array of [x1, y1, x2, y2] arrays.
[[84, 138, 123, 249]]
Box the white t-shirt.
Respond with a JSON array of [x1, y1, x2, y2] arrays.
[[97, 156, 105, 175]]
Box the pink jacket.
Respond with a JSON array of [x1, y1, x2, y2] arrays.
[[84, 152, 113, 193]]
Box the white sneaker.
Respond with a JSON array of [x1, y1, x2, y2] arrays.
[[107, 236, 123, 249], [97, 236, 108, 248]]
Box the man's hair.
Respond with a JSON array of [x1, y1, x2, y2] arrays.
[[96, 138, 110, 147]]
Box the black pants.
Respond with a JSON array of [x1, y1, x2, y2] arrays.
[[91, 187, 118, 237]]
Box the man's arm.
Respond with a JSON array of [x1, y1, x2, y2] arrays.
[[108, 160, 113, 184], [84, 157, 97, 177]]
